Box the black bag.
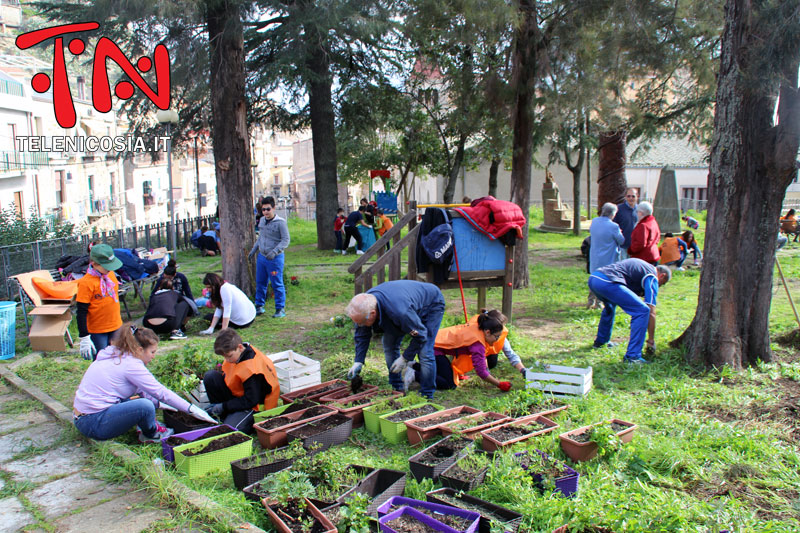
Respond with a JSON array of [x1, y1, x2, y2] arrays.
[[421, 208, 454, 264]]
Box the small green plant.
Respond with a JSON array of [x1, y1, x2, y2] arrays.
[[589, 422, 621, 458], [337, 492, 372, 533], [149, 345, 217, 393], [261, 469, 314, 505]]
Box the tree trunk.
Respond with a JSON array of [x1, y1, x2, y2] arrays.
[[443, 134, 467, 204], [674, 0, 800, 369], [509, 0, 541, 289], [597, 130, 627, 213], [571, 167, 582, 235], [306, 40, 339, 250], [488, 157, 500, 198], [207, 0, 254, 295]]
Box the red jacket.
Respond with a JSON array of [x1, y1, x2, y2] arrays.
[[453, 196, 526, 240], [629, 215, 661, 263]]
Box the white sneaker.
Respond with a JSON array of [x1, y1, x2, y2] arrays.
[[356, 250, 364, 255], [170, 329, 187, 340], [342, 250, 347, 255], [676, 267, 685, 271]]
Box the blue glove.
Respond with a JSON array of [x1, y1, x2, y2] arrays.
[[206, 403, 224, 416]]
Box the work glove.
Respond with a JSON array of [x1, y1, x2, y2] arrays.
[[346, 362, 363, 380], [248, 248, 257, 260], [519, 367, 528, 377], [402, 366, 417, 391], [389, 356, 408, 374], [200, 327, 215, 335], [266, 251, 277, 260], [498, 381, 512, 392], [188, 404, 218, 424], [79, 336, 96, 361], [205, 403, 224, 416]]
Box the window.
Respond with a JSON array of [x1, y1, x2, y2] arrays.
[[143, 180, 152, 195], [13, 191, 23, 218], [308, 186, 317, 201], [697, 188, 707, 201], [55, 170, 65, 204], [273, 173, 280, 185], [681, 187, 695, 200]]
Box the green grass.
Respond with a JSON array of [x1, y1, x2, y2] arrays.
[[7, 209, 800, 531]]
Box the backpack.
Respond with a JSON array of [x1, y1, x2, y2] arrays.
[[422, 208, 454, 264]]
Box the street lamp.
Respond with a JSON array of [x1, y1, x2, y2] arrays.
[[156, 109, 179, 256]]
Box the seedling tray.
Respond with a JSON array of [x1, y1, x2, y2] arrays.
[[162, 408, 215, 434], [330, 390, 401, 428], [263, 497, 336, 533], [174, 431, 253, 478]]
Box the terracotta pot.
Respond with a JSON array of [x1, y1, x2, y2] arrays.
[[253, 405, 337, 449], [479, 415, 559, 453], [439, 411, 511, 440], [279, 379, 349, 404], [558, 418, 637, 462], [404, 405, 482, 446]]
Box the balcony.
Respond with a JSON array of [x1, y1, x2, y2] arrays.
[[0, 151, 49, 172]]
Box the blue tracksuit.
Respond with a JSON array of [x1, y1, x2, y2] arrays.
[[353, 280, 445, 399], [588, 259, 659, 361]]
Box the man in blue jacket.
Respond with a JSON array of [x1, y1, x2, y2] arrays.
[[588, 203, 625, 308], [345, 280, 445, 399], [613, 188, 638, 259], [249, 196, 291, 318]]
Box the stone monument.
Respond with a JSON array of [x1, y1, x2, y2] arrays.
[[653, 167, 681, 233], [540, 170, 582, 232]]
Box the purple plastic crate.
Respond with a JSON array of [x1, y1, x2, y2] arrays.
[[160, 424, 236, 463], [515, 450, 579, 498], [379, 505, 478, 533], [377, 497, 480, 533]]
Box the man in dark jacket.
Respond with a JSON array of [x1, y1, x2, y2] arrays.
[[345, 280, 446, 399], [614, 188, 639, 259]]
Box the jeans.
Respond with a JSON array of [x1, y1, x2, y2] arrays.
[[74, 398, 158, 440], [90, 327, 120, 361], [588, 274, 650, 360], [334, 230, 343, 250], [381, 298, 445, 399], [255, 253, 286, 312], [203, 370, 256, 433]]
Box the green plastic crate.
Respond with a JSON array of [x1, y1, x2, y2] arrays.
[[174, 431, 254, 478], [363, 399, 398, 434], [253, 402, 293, 423], [379, 403, 444, 444]]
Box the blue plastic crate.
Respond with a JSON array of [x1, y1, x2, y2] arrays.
[[0, 301, 17, 360]]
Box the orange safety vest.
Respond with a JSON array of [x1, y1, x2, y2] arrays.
[[221, 344, 281, 411], [435, 320, 508, 386], [659, 237, 682, 264], [378, 215, 393, 236]]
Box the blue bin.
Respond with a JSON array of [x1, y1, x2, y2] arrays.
[[0, 301, 17, 360]]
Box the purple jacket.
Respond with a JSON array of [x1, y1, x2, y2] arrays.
[[73, 346, 191, 414]]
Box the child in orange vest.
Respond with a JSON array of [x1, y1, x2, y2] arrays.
[[203, 329, 281, 433], [76, 244, 123, 361]]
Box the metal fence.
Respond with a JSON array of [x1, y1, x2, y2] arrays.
[[0, 215, 216, 300]]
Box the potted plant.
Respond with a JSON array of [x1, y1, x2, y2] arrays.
[[439, 412, 511, 440], [408, 436, 474, 482], [332, 492, 374, 533], [253, 405, 337, 449], [161, 424, 235, 463], [230, 440, 307, 490], [558, 418, 637, 462], [439, 452, 493, 492], [173, 431, 253, 478], [330, 390, 402, 428], [479, 415, 559, 452], [258, 469, 336, 533], [337, 467, 407, 515], [514, 450, 579, 498], [379, 402, 445, 444], [404, 406, 482, 446], [426, 487, 523, 533], [377, 498, 480, 533], [484, 388, 568, 419], [286, 413, 354, 452]]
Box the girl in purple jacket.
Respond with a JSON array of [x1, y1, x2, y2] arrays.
[[72, 324, 215, 443]]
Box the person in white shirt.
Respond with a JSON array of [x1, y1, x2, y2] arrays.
[[199, 273, 256, 334]]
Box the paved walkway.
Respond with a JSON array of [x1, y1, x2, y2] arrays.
[[0, 379, 172, 533]]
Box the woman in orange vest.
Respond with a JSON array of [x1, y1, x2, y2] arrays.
[[203, 328, 281, 433], [431, 310, 523, 392], [658, 233, 688, 271]]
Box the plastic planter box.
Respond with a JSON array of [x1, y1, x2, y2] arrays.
[[426, 488, 522, 533], [263, 497, 336, 533], [173, 431, 253, 478], [317, 383, 379, 403], [330, 390, 401, 429], [269, 350, 321, 393], [254, 405, 337, 449], [380, 402, 444, 444], [439, 454, 490, 492], [161, 424, 236, 463], [404, 406, 482, 446], [408, 436, 474, 482], [379, 503, 480, 533], [252, 402, 293, 423], [558, 418, 637, 462], [439, 412, 511, 440], [162, 409, 215, 434], [515, 450, 579, 498], [230, 445, 298, 491], [279, 379, 349, 404], [337, 467, 407, 515], [362, 394, 409, 433], [286, 413, 354, 452], [479, 414, 559, 453], [377, 497, 480, 531]]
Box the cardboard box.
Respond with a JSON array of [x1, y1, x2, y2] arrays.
[[10, 270, 75, 352]]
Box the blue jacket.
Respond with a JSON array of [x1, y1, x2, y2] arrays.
[[353, 280, 445, 364], [589, 216, 624, 273], [593, 258, 659, 306], [614, 202, 638, 250]]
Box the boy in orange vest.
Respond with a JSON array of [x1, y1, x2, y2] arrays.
[[204, 329, 280, 433]]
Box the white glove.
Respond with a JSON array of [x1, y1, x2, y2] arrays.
[[347, 362, 363, 380], [402, 366, 416, 391], [158, 401, 178, 412], [390, 356, 408, 374], [188, 404, 218, 424], [79, 336, 96, 361], [200, 327, 215, 335]]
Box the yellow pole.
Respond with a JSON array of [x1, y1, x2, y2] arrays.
[[776, 256, 800, 330]]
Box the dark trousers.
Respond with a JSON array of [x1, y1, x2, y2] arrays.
[[144, 300, 190, 334], [413, 354, 459, 390], [344, 226, 363, 251], [334, 230, 343, 250], [198, 235, 219, 253], [486, 353, 498, 370], [202, 370, 255, 434]]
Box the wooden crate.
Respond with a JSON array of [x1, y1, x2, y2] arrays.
[[525, 364, 592, 396], [268, 350, 321, 393]]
